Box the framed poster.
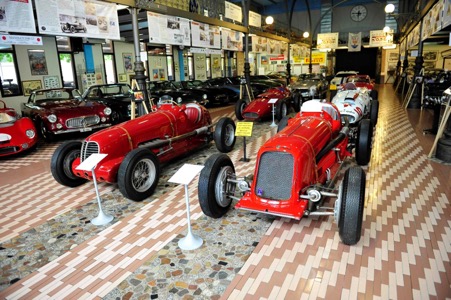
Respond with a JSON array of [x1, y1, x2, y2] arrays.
[[28, 50, 48, 75], [43, 75, 60, 89], [22, 80, 42, 96], [123, 53, 133, 73], [118, 73, 127, 82]]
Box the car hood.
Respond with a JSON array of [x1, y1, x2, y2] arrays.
[[291, 80, 318, 89]]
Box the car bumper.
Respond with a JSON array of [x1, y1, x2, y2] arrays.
[[52, 123, 111, 135]]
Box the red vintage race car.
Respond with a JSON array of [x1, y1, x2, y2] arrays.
[[51, 99, 236, 201], [21, 88, 112, 142], [339, 75, 378, 100], [0, 100, 38, 156], [235, 86, 296, 121], [198, 101, 370, 245]]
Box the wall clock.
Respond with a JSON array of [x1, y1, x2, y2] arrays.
[[350, 5, 367, 22]]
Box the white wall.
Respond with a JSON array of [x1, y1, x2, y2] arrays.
[[113, 41, 136, 84]]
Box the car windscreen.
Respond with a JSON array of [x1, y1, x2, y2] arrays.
[[0, 111, 17, 124], [34, 90, 77, 103]]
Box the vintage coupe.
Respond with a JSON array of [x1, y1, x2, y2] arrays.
[[235, 86, 295, 121], [331, 82, 378, 165], [21, 88, 112, 142], [83, 83, 138, 124], [51, 98, 236, 201], [0, 100, 37, 156], [289, 73, 329, 107], [198, 101, 368, 245]]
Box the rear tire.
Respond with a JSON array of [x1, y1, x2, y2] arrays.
[[336, 166, 366, 245], [292, 93, 301, 112], [356, 119, 373, 165], [235, 99, 246, 120], [51, 141, 87, 187], [277, 116, 290, 133], [214, 117, 236, 153], [276, 99, 288, 121], [198, 154, 236, 218], [118, 148, 160, 201], [370, 100, 379, 126], [370, 89, 378, 100]]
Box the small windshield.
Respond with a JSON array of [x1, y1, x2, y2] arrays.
[[33, 89, 82, 103], [0, 111, 17, 123], [298, 73, 322, 80]]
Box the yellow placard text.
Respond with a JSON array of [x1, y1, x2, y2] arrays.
[[235, 121, 254, 137]]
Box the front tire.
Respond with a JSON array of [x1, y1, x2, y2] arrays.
[[39, 120, 54, 142], [275, 99, 288, 121], [336, 166, 366, 245], [370, 89, 378, 100], [214, 117, 236, 153], [198, 153, 236, 218], [117, 148, 160, 201], [356, 119, 373, 165], [235, 99, 246, 120], [51, 141, 87, 187], [292, 92, 301, 112]]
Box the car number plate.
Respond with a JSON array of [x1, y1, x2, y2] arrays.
[[80, 128, 93, 132]]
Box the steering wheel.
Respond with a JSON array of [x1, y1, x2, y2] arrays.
[[158, 95, 180, 106]]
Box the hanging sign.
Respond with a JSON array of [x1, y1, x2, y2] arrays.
[[0, 34, 42, 45], [0, 0, 36, 33]]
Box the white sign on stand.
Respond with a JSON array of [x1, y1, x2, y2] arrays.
[[269, 98, 278, 127], [169, 164, 204, 250], [76, 153, 113, 226]]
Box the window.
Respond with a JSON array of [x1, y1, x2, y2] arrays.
[[103, 54, 116, 84], [0, 49, 21, 97], [59, 53, 76, 88]]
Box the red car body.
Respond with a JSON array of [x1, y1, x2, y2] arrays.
[[198, 100, 369, 245], [51, 100, 236, 201], [340, 75, 375, 90], [0, 100, 37, 156], [235, 86, 293, 121], [21, 88, 112, 141]]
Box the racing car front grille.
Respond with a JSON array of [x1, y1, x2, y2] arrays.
[[66, 115, 100, 129], [0, 146, 18, 155], [255, 151, 294, 200], [243, 112, 259, 120], [80, 141, 99, 162]]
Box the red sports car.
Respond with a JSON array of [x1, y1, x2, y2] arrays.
[[0, 100, 38, 156], [235, 86, 295, 121], [21, 88, 112, 142], [198, 100, 370, 245], [51, 99, 236, 201]]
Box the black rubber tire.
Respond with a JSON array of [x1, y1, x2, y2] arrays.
[[370, 89, 378, 100], [436, 137, 451, 163], [198, 153, 235, 218], [117, 148, 160, 201], [292, 93, 301, 112], [370, 100, 379, 126], [338, 166, 366, 245], [235, 99, 246, 120], [277, 116, 290, 133], [51, 141, 87, 187], [40, 119, 54, 142], [214, 117, 236, 153], [110, 110, 123, 124], [356, 119, 373, 165], [70, 26, 75, 33], [275, 99, 288, 121]]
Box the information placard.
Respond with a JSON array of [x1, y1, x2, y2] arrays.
[[236, 122, 253, 137]]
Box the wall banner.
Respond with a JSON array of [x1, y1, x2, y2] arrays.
[[147, 12, 190, 46], [190, 21, 220, 49], [317, 33, 338, 49], [0, 0, 36, 33]]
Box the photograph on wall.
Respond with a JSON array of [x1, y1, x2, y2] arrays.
[[423, 51, 438, 61], [118, 73, 127, 82], [22, 80, 42, 96], [123, 53, 133, 73], [152, 69, 159, 80], [159, 69, 165, 80], [28, 50, 48, 75], [43, 75, 60, 89]]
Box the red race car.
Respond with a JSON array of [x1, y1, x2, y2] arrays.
[[198, 100, 369, 245], [339, 75, 378, 100], [0, 100, 38, 156], [51, 98, 236, 201], [235, 86, 296, 121], [21, 88, 112, 142]]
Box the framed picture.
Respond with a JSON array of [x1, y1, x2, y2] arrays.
[[28, 50, 48, 75], [43, 75, 60, 89], [22, 80, 42, 96], [423, 50, 438, 61], [118, 73, 127, 82], [123, 53, 133, 73]]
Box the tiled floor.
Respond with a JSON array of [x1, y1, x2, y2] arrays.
[[0, 85, 450, 299]]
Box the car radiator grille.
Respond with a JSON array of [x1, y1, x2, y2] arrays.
[[80, 141, 99, 162], [0, 146, 18, 155], [243, 112, 259, 119], [66, 115, 100, 129], [255, 151, 294, 200]]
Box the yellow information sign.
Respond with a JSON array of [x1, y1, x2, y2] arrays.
[[235, 121, 254, 137]]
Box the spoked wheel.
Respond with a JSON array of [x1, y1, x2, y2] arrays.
[[335, 166, 366, 245], [355, 119, 373, 165], [235, 99, 246, 120], [276, 99, 288, 121], [118, 148, 160, 201], [198, 153, 236, 218], [51, 141, 87, 187], [214, 117, 236, 153]]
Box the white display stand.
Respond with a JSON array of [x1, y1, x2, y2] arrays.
[[168, 163, 205, 250], [269, 98, 278, 127], [76, 153, 113, 226]]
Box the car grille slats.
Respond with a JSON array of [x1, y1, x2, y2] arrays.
[[255, 151, 294, 200], [66, 115, 100, 129], [80, 141, 99, 162], [243, 112, 259, 119]]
